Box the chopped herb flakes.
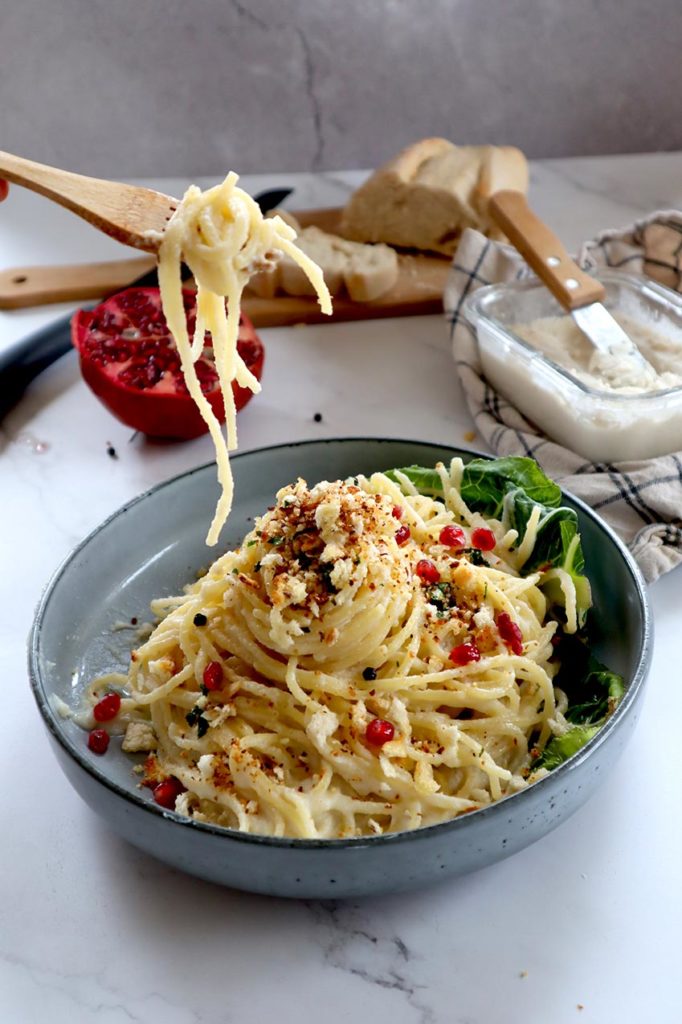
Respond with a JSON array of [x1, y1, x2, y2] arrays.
[[186, 705, 209, 737], [461, 546, 487, 567]]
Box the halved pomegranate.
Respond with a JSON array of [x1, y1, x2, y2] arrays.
[[71, 287, 264, 439]]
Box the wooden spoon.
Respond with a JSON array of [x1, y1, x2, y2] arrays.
[[0, 150, 178, 251]]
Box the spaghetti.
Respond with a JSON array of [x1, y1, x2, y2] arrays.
[[91, 459, 599, 840], [157, 173, 331, 545]]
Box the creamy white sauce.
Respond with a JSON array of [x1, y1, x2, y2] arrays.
[[512, 312, 682, 393]]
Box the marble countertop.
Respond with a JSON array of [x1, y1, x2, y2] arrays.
[[2, 154, 681, 1024]]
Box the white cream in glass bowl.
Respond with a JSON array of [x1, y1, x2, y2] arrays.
[[463, 271, 682, 462]]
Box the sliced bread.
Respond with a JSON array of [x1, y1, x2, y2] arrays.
[[340, 138, 528, 255]]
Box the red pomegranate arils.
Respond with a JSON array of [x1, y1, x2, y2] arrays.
[[366, 718, 395, 746], [471, 527, 496, 551], [87, 729, 110, 755], [71, 287, 264, 439], [415, 559, 440, 583], [439, 524, 466, 548], [153, 777, 186, 809], [497, 611, 524, 655], [395, 524, 411, 545], [203, 661, 224, 691], [93, 692, 121, 722], [449, 641, 481, 666]]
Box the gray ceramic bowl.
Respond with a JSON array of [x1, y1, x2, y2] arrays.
[[29, 439, 652, 898]]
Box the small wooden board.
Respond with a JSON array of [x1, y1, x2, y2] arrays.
[[0, 208, 450, 322]]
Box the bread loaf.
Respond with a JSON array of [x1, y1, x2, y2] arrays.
[[247, 214, 399, 303], [340, 138, 528, 256]]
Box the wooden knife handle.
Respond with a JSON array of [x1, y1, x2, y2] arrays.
[[0, 256, 155, 309], [488, 190, 605, 310]]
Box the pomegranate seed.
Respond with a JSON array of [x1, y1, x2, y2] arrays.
[[366, 718, 395, 746], [203, 661, 223, 691], [439, 524, 466, 548], [497, 611, 524, 655], [395, 524, 411, 545], [153, 777, 185, 809], [93, 692, 121, 722], [392, 505, 403, 519], [449, 641, 481, 666], [471, 527, 496, 551], [87, 729, 110, 755], [415, 559, 440, 583]]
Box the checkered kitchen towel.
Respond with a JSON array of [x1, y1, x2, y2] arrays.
[[444, 211, 682, 582]]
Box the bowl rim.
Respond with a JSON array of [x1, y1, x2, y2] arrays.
[[28, 436, 653, 851], [462, 269, 682, 402]]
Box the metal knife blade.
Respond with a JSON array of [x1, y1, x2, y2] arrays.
[[488, 191, 657, 384], [0, 186, 294, 417], [571, 302, 656, 384]]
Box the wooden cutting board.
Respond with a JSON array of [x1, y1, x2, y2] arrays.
[[0, 208, 450, 323]]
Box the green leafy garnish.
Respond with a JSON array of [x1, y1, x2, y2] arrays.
[[533, 724, 602, 771], [460, 457, 562, 515], [532, 633, 625, 770], [554, 634, 625, 725], [388, 458, 591, 625]]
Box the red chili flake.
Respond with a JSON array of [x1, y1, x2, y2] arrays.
[[471, 527, 496, 551], [152, 777, 186, 809], [415, 558, 440, 583], [87, 729, 110, 755], [203, 661, 223, 691], [366, 718, 395, 746], [497, 611, 524, 655], [395, 524, 411, 545], [93, 692, 122, 722], [392, 505, 403, 519], [439, 524, 466, 548], [449, 640, 481, 666]]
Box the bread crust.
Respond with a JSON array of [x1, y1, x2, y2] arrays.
[[341, 139, 528, 255]]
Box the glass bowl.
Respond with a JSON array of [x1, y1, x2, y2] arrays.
[[462, 270, 682, 461]]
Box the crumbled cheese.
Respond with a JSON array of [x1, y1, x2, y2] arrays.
[[307, 707, 339, 749], [473, 605, 495, 629], [204, 703, 237, 727], [121, 721, 157, 752], [330, 558, 354, 590], [315, 498, 342, 538], [259, 551, 284, 570], [175, 791, 196, 816]]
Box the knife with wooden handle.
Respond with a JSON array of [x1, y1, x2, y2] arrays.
[[488, 190, 655, 377]]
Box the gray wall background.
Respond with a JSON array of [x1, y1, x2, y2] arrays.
[[2, 0, 681, 177]]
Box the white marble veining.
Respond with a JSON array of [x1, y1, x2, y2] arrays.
[[2, 155, 682, 1024]]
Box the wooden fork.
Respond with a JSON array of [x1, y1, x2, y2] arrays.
[[0, 150, 178, 251]]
